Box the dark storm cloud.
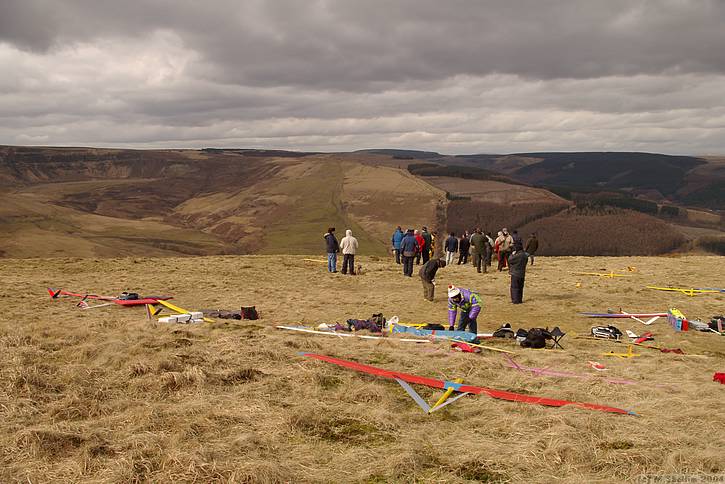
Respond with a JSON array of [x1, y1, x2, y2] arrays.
[[1, 0, 725, 153], [2, 0, 725, 88]]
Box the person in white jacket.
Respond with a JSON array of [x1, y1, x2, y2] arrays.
[[339, 229, 359, 275]]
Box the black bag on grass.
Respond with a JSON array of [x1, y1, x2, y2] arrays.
[[520, 328, 552, 349], [370, 313, 386, 326], [493, 323, 515, 338], [241, 306, 259, 320]]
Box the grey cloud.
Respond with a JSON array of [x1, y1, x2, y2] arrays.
[[1, 1, 725, 154], [2, 0, 725, 90]]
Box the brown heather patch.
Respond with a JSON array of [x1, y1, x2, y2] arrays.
[[0, 254, 723, 482]]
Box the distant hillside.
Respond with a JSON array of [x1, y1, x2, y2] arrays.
[[1, 145, 722, 258], [442, 151, 725, 212], [510, 152, 705, 196], [355, 149, 444, 160], [0, 146, 443, 258]]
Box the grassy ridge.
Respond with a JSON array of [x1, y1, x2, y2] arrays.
[[259, 161, 388, 256]]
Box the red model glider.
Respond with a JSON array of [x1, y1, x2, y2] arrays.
[[47, 288, 172, 306], [302, 353, 635, 415]]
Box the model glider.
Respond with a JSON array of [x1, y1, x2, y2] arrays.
[[581, 310, 667, 325], [602, 345, 640, 359], [646, 286, 722, 297], [388, 321, 493, 339], [301, 353, 635, 415], [503, 355, 640, 385], [48, 288, 172, 306], [145, 299, 214, 323], [390, 323, 513, 353], [276, 325, 430, 343], [572, 272, 629, 278]]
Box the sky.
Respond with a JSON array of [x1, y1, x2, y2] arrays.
[[1, 0, 724, 155]]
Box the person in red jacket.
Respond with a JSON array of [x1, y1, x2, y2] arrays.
[[414, 229, 426, 265]]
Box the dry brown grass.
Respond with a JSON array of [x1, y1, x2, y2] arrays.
[[1, 255, 724, 483]]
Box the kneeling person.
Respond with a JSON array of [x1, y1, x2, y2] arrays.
[[419, 258, 445, 301], [447, 285, 482, 334]]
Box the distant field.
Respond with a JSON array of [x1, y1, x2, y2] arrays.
[[422, 176, 568, 204], [1, 255, 723, 482]]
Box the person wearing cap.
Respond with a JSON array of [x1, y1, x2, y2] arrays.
[[508, 241, 528, 304], [447, 285, 482, 333], [419, 258, 446, 301]]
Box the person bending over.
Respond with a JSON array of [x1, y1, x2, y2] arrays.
[[419, 258, 446, 301], [447, 285, 482, 334]]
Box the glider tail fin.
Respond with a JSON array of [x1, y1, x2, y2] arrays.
[[48, 288, 62, 299]]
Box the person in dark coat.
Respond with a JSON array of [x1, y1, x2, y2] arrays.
[[421, 227, 432, 264], [399, 229, 419, 277], [525, 233, 539, 266], [419, 258, 446, 301], [470, 228, 486, 273], [512, 230, 523, 247], [508, 241, 528, 304], [484, 232, 494, 268], [444, 232, 458, 265], [324, 227, 339, 273], [391, 226, 404, 264], [457, 233, 470, 265]]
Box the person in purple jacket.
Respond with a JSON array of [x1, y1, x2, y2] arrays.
[[447, 285, 482, 334]]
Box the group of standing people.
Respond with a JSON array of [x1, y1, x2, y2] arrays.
[[391, 226, 437, 277], [442, 228, 538, 273], [322, 224, 538, 305]]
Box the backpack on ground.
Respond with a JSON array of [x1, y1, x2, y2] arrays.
[[241, 306, 259, 320], [493, 323, 515, 338], [519, 327, 552, 349], [370, 313, 386, 327]]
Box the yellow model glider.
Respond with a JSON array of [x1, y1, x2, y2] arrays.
[[147, 299, 215, 323], [572, 272, 629, 278], [602, 345, 640, 358], [646, 286, 721, 297]]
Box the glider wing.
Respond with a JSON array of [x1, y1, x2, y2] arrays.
[[301, 353, 634, 415]]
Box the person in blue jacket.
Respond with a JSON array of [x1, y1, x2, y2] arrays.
[[447, 285, 482, 334], [399, 229, 419, 277], [391, 226, 404, 264]]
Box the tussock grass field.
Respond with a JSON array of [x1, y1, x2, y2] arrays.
[[1, 255, 724, 483]]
